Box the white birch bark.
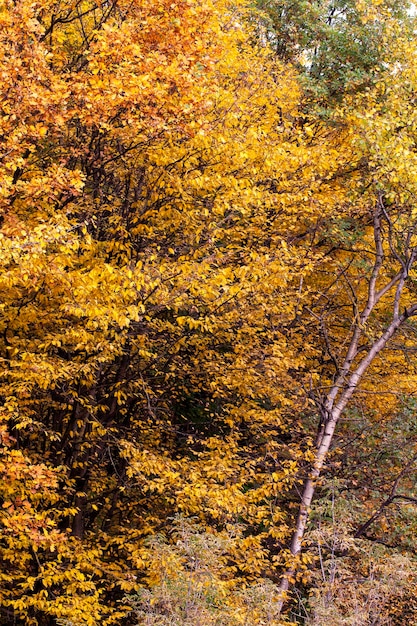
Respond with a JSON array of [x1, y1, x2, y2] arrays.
[[277, 202, 417, 611]]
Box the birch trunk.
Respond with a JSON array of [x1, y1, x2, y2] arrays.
[[277, 202, 417, 612]]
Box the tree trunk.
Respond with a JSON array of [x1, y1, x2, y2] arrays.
[[277, 202, 417, 612]]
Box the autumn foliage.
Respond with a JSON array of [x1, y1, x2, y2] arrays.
[[2, 0, 417, 624]]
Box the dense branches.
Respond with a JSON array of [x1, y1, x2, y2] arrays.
[[2, 0, 417, 625]]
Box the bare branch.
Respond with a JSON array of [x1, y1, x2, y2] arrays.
[[354, 453, 417, 538]]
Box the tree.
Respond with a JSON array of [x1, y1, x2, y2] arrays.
[[4, 0, 417, 623], [254, 0, 413, 105], [1, 0, 343, 622], [275, 28, 417, 616]]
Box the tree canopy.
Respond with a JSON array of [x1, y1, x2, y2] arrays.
[[2, 0, 417, 624]]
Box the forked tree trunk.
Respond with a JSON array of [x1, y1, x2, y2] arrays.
[[277, 202, 417, 612]]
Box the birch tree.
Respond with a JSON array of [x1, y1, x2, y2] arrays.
[[277, 38, 417, 610]]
